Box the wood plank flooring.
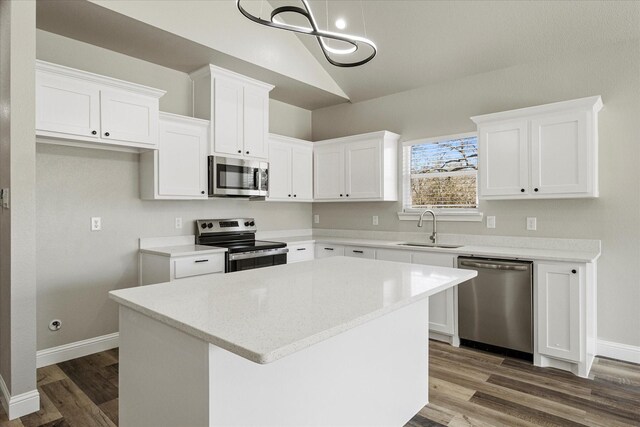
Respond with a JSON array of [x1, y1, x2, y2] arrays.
[[2, 341, 638, 427]]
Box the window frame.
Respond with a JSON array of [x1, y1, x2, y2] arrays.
[[398, 131, 483, 222]]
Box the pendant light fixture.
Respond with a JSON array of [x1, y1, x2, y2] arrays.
[[236, 0, 377, 68]]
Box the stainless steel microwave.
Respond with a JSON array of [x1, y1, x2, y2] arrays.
[[208, 156, 268, 198]]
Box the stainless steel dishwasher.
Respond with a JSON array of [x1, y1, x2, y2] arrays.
[[457, 257, 533, 358]]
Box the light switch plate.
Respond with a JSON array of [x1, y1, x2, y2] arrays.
[[314, 214, 319, 224], [527, 217, 537, 231], [175, 217, 183, 229], [372, 216, 379, 225], [486, 216, 496, 229]]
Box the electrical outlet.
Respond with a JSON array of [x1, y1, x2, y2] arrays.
[[372, 216, 379, 225], [91, 217, 102, 231], [527, 217, 537, 231], [314, 214, 320, 224], [175, 217, 183, 229], [486, 216, 496, 229]]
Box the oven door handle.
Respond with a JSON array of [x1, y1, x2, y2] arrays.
[[228, 248, 289, 261]]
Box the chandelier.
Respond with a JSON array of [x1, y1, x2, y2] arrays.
[[236, 0, 377, 68]]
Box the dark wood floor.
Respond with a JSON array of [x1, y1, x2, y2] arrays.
[[2, 341, 638, 427]]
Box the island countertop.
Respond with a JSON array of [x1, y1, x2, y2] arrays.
[[109, 257, 476, 364]]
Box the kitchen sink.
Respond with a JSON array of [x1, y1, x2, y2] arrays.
[[396, 242, 462, 249]]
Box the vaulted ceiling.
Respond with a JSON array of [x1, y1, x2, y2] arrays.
[[36, 0, 640, 110]]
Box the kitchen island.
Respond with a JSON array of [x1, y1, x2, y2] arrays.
[[109, 257, 476, 427]]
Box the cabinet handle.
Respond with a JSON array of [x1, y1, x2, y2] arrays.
[[520, 188, 525, 193], [238, 150, 242, 154], [324, 248, 334, 251], [571, 269, 577, 274], [201, 191, 205, 195], [353, 250, 363, 254], [246, 151, 250, 154], [297, 248, 306, 251], [534, 188, 539, 192], [195, 259, 209, 263], [288, 194, 291, 197], [339, 194, 343, 197], [104, 132, 110, 137], [293, 194, 297, 197], [346, 194, 350, 197], [91, 130, 97, 135]]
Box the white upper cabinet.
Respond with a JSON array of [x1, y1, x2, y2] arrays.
[[36, 60, 165, 150], [314, 131, 400, 201], [140, 113, 209, 200], [190, 65, 273, 160], [472, 96, 602, 200], [267, 134, 313, 202]]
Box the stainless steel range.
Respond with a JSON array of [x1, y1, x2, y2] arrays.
[[195, 218, 288, 272]]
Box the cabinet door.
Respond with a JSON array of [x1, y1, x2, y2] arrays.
[[213, 77, 243, 156], [100, 90, 159, 146], [478, 120, 529, 197], [412, 252, 456, 335], [314, 144, 345, 200], [158, 119, 208, 198], [268, 141, 292, 200], [531, 112, 589, 195], [287, 243, 314, 263], [291, 144, 313, 201], [36, 71, 101, 138], [314, 244, 345, 258], [242, 85, 269, 159], [345, 139, 382, 199], [536, 263, 582, 362]]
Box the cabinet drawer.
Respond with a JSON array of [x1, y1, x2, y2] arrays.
[[315, 244, 345, 258], [344, 246, 376, 259], [174, 254, 225, 279], [287, 243, 315, 263]]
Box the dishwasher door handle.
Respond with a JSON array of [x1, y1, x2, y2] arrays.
[[459, 261, 529, 271]]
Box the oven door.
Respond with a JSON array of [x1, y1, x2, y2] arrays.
[[209, 156, 268, 197], [226, 249, 288, 272]]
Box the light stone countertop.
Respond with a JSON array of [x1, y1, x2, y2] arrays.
[[139, 245, 227, 257], [110, 257, 476, 364], [280, 235, 600, 263]]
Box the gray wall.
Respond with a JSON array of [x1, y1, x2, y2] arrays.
[[312, 40, 640, 348], [0, 0, 37, 397], [35, 31, 312, 350]]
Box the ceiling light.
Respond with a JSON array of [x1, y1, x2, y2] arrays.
[[236, 0, 376, 68]]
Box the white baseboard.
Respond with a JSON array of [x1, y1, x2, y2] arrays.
[[36, 332, 120, 368], [597, 339, 640, 364], [0, 374, 40, 420]]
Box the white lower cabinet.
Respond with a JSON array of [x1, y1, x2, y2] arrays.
[[534, 261, 594, 377], [314, 244, 345, 258], [411, 252, 458, 345], [140, 113, 209, 200], [287, 243, 315, 263], [139, 251, 225, 286], [376, 249, 412, 263]]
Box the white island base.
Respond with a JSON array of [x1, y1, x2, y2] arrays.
[[119, 301, 429, 427]]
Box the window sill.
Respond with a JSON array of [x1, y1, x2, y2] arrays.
[[397, 211, 484, 222]]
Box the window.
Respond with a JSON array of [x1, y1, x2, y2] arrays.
[[402, 132, 479, 215]]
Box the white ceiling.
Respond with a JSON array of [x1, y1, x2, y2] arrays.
[[36, 1, 640, 110], [291, 0, 640, 103]]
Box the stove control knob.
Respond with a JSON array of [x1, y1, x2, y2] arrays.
[[244, 221, 250, 226], [249, 221, 255, 226], [200, 223, 207, 229], [207, 223, 214, 228]]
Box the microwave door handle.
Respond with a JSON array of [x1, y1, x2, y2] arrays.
[[255, 169, 261, 190]]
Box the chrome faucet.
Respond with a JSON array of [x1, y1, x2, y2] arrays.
[[417, 209, 437, 244]]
